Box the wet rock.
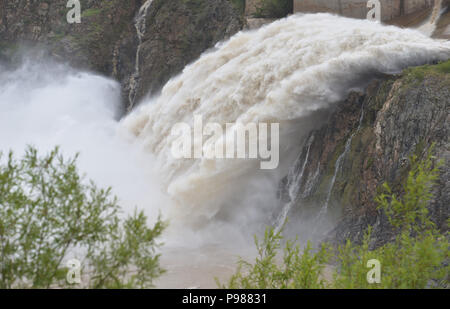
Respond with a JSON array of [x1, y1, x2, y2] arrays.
[[125, 0, 243, 109], [0, 0, 243, 111], [282, 61, 450, 245]]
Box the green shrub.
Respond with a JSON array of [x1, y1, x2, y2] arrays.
[[333, 228, 448, 288], [222, 146, 449, 289], [217, 227, 330, 288], [0, 146, 166, 288], [337, 146, 449, 288]]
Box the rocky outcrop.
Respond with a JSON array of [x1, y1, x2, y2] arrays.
[[126, 0, 243, 110], [0, 0, 243, 111], [0, 0, 139, 75], [281, 61, 450, 245]]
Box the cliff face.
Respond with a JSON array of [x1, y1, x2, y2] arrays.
[[126, 0, 242, 109], [0, 0, 138, 74], [0, 0, 243, 110], [281, 61, 450, 245]]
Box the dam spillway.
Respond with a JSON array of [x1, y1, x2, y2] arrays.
[[246, 0, 435, 22], [293, 0, 434, 22]]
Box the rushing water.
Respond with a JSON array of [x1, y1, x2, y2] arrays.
[[123, 13, 450, 227]]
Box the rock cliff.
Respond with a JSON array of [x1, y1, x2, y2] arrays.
[[126, 0, 242, 109], [280, 60, 450, 245], [0, 0, 243, 110]]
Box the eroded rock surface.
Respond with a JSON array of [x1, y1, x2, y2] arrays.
[[280, 61, 450, 245]]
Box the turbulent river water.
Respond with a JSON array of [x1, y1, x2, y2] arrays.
[[1, 13, 449, 288]]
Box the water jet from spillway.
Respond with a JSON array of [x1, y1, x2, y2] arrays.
[[122, 13, 450, 230]]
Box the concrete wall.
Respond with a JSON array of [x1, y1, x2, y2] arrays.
[[293, 0, 434, 22]]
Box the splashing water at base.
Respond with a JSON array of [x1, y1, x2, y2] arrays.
[[0, 57, 255, 288], [0, 59, 169, 223]]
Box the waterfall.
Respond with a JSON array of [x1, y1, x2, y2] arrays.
[[303, 164, 321, 198], [316, 105, 365, 221], [430, 0, 444, 25], [288, 134, 315, 201], [274, 134, 315, 231], [418, 0, 445, 36], [320, 133, 352, 215], [128, 0, 154, 110], [122, 13, 450, 223]]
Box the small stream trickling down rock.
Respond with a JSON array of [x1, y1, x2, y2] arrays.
[[316, 104, 366, 225], [274, 134, 315, 232], [128, 0, 154, 110]]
